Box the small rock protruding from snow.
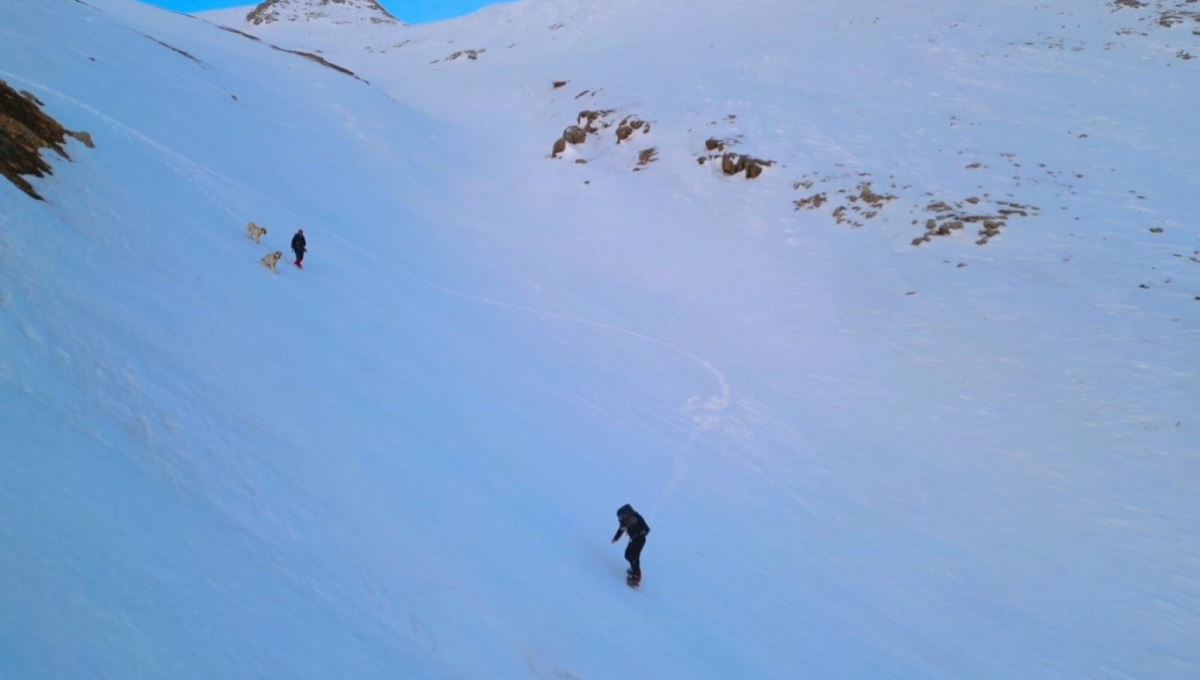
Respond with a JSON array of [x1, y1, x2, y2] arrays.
[[577, 109, 616, 133], [434, 49, 485, 63], [615, 116, 647, 144], [552, 126, 587, 158], [562, 125, 587, 145], [633, 147, 658, 171], [721, 152, 745, 175], [719, 152, 772, 180]]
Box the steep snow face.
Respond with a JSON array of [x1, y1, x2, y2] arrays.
[[3, 0, 1200, 678], [245, 0, 397, 26], [0, 0, 456, 677]]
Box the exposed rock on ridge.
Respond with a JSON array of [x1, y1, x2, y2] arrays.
[[0, 80, 93, 200], [246, 0, 398, 26]]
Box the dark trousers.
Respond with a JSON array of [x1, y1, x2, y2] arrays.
[[293, 248, 304, 264], [624, 535, 645, 576]]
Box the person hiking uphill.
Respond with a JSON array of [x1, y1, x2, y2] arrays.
[[291, 229, 307, 268], [612, 504, 650, 585]]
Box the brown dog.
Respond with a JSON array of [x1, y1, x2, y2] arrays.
[[260, 251, 283, 273], [247, 222, 268, 244]]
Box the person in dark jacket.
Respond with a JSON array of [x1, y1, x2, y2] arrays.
[[612, 504, 650, 582], [291, 229, 307, 268]]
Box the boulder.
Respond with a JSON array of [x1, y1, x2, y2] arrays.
[[721, 152, 746, 175], [563, 125, 587, 144]]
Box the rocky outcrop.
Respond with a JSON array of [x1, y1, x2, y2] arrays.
[[633, 147, 658, 171], [547, 107, 650, 164], [562, 125, 587, 144], [577, 109, 616, 133], [790, 172, 903, 229], [145, 36, 201, 63], [615, 117, 647, 143], [718, 152, 772, 179], [550, 110, 619, 158], [551, 125, 587, 158], [246, 0, 398, 26], [432, 49, 485, 63], [909, 199, 1037, 246], [270, 45, 365, 81], [1, 80, 92, 200], [694, 132, 769, 178], [794, 193, 828, 210]]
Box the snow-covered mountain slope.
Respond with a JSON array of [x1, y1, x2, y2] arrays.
[[3, 0, 1199, 677]]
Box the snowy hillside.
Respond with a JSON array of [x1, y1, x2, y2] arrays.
[[3, 0, 1199, 677]]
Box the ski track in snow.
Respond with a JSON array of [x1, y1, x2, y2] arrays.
[[416, 274, 735, 505], [341, 237, 736, 512]]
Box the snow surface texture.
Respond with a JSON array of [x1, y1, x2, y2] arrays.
[[2, 0, 1199, 677]]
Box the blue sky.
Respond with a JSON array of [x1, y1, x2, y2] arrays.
[[142, 0, 507, 24]]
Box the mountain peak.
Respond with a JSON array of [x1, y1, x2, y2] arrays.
[[246, 0, 398, 26]]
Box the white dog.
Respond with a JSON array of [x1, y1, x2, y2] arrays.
[[246, 221, 268, 244], [260, 250, 283, 273]]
